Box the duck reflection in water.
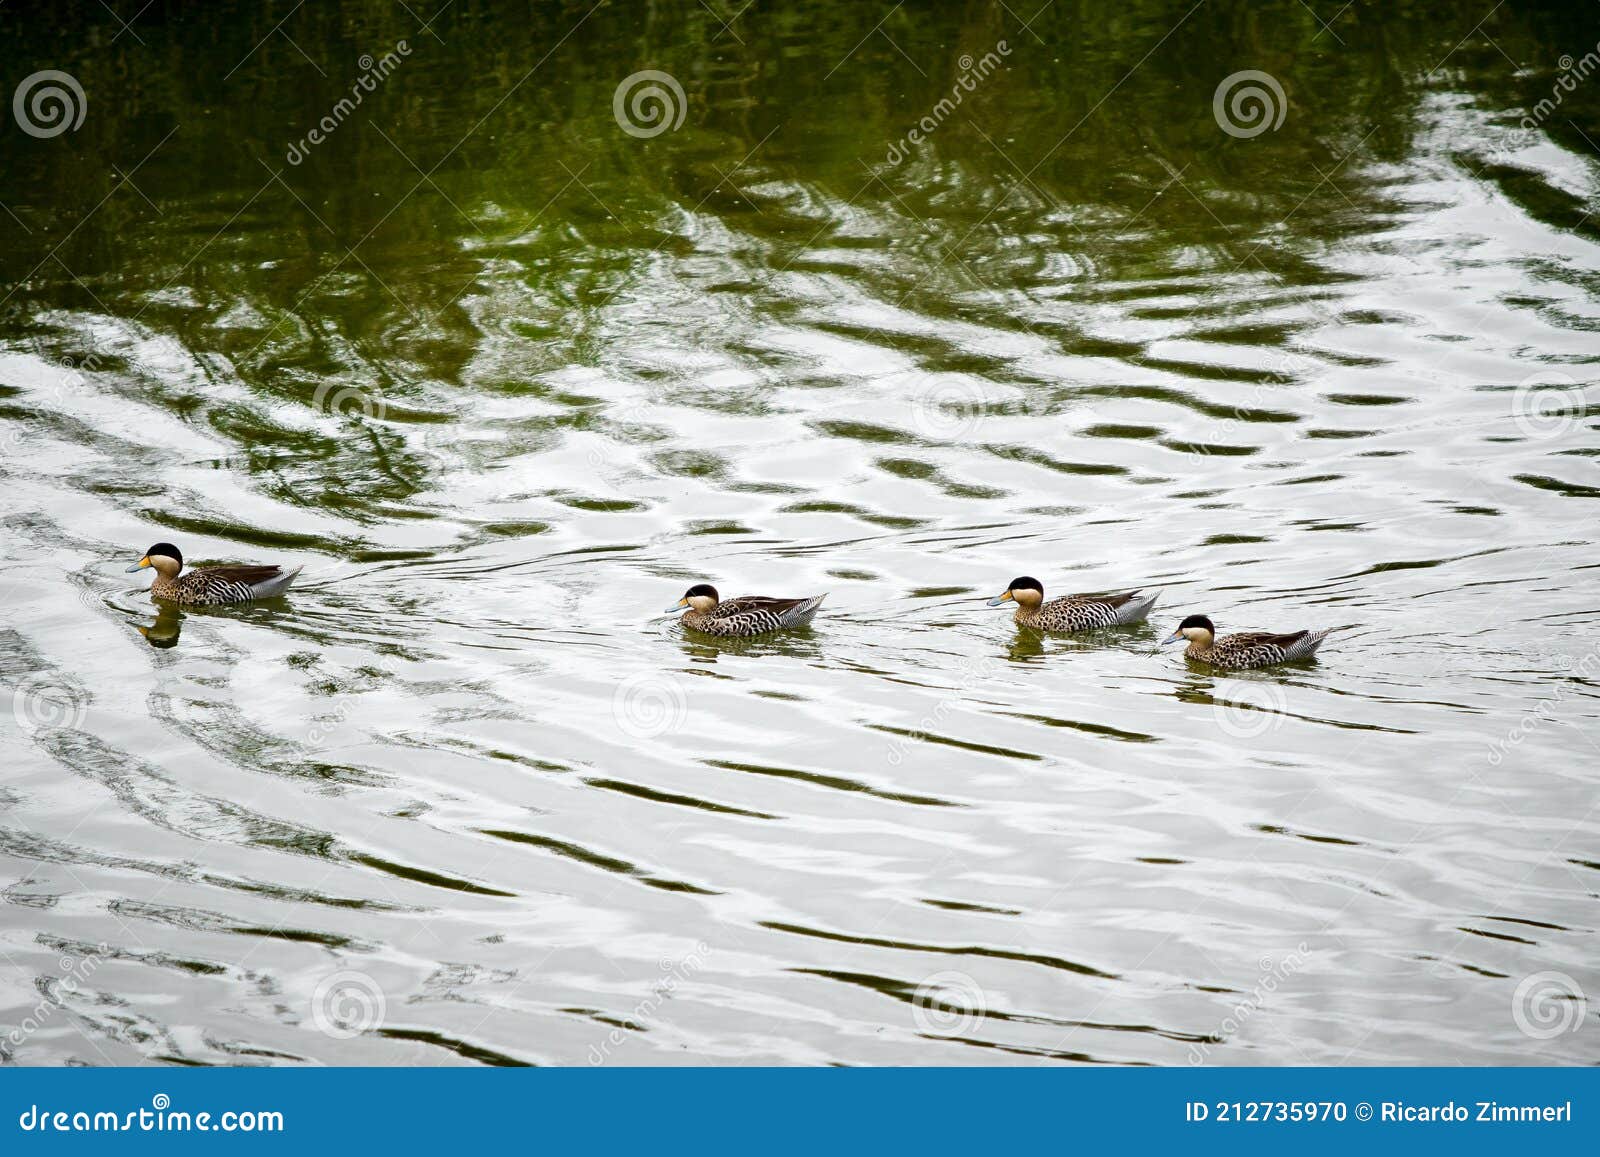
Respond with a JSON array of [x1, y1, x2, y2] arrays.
[[136, 604, 184, 649], [1004, 630, 1047, 663], [1002, 620, 1160, 664], [672, 627, 827, 663]]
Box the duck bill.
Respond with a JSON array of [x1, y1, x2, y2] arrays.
[[126, 557, 151, 573], [986, 591, 1014, 607], [663, 599, 689, 613], [1160, 630, 1184, 645]]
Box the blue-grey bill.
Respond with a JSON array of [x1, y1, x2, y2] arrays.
[[663, 602, 686, 613], [1160, 631, 1183, 645], [126, 561, 147, 573], [986, 595, 1010, 606]]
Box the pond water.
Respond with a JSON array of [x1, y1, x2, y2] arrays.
[[1, 0, 1596, 1065]]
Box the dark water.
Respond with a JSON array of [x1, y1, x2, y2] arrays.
[[1, 0, 1596, 1065]]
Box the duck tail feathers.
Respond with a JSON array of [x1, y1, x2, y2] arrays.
[[1284, 627, 1334, 661], [1114, 588, 1160, 625], [787, 593, 826, 626], [252, 565, 303, 599]]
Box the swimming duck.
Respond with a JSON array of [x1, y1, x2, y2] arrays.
[[665, 584, 825, 637], [987, 576, 1159, 631], [1161, 614, 1331, 669], [126, 542, 302, 606]]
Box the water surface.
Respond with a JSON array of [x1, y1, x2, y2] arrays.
[[1, 0, 1597, 1065]]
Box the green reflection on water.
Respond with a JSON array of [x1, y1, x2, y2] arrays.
[[5, 3, 1597, 408]]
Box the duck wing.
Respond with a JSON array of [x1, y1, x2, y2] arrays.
[[714, 594, 826, 630], [1216, 628, 1330, 665], [194, 564, 302, 601], [1042, 589, 1157, 629], [199, 565, 288, 585], [1086, 589, 1141, 608], [716, 595, 804, 616], [1228, 629, 1310, 650]]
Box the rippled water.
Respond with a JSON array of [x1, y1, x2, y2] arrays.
[[2, 0, 1597, 1066]]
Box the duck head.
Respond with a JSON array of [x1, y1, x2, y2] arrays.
[[987, 575, 1044, 609], [666, 583, 719, 614], [127, 542, 183, 579], [1161, 614, 1214, 647]]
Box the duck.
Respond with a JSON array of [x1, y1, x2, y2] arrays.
[[126, 542, 302, 606], [1161, 614, 1331, 669], [986, 576, 1159, 631], [664, 584, 825, 637]]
